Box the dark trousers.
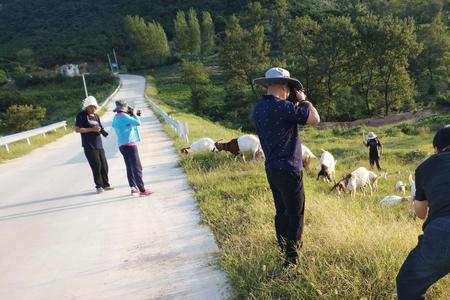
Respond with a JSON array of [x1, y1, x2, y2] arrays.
[[119, 145, 145, 192], [369, 155, 381, 171], [396, 217, 450, 300], [266, 170, 305, 263], [84, 148, 110, 189]]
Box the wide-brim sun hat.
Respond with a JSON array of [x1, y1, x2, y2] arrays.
[[82, 96, 99, 110], [113, 99, 128, 112], [367, 132, 377, 139], [253, 67, 303, 90]]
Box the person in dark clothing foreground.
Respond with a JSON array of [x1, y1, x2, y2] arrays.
[[396, 126, 450, 299], [252, 67, 320, 269]]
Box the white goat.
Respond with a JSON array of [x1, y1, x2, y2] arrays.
[[301, 144, 317, 175], [380, 195, 411, 206], [409, 173, 416, 198], [317, 149, 336, 182], [368, 171, 387, 192], [331, 167, 372, 199], [396, 181, 406, 195], [237, 134, 263, 161], [181, 138, 218, 154]]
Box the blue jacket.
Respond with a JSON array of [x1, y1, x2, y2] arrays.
[[112, 112, 141, 146]]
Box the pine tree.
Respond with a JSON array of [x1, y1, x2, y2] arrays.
[[201, 11, 215, 56], [174, 11, 190, 56], [188, 8, 201, 56]]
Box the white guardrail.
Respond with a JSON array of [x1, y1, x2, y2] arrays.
[[0, 81, 122, 153], [144, 95, 189, 144], [0, 121, 67, 152]]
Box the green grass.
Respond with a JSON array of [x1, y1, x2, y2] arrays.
[[146, 67, 450, 299]]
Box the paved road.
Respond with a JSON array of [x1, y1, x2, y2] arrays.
[[0, 74, 230, 299]]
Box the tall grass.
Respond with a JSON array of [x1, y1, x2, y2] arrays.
[[146, 68, 450, 299]]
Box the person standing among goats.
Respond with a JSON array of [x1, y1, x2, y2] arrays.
[[396, 126, 450, 299], [252, 67, 320, 269], [363, 131, 383, 172], [75, 95, 113, 194], [112, 100, 153, 196]]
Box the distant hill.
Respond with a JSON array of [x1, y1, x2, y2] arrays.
[[0, 0, 254, 66]]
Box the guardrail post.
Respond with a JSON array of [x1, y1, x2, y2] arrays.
[[4, 144, 9, 153], [26, 138, 31, 145]]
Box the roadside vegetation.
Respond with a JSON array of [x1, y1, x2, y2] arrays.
[[146, 67, 450, 299], [0, 72, 118, 162]]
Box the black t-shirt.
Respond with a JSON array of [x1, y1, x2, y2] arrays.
[[75, 111, 104, 150], [366, 138, 382, 159], [415, 150, 450, 229]]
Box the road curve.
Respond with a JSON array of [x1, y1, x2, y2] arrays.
[[0, 74, 230, 300]]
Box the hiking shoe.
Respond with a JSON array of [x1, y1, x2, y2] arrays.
[[131, 187, 139, 196], [96, 187, 104, 194], [139, 188, 154, 197], [103, 186, 114, 191]]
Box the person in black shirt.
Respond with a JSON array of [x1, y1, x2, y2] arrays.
[[75, 96, 113, 194], [252, 67, 320, 269], [363, 131, 383, 172], [396, 126, 450, 299]]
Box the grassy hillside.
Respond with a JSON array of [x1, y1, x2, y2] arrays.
[[146, 67, 450, 299]]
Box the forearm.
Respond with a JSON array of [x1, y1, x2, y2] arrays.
[[306, 105, 320, 125], [75, 127, 94, 133], [414, 200, 429, 219]]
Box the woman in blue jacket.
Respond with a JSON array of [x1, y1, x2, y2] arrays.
[[112, 100, 153, 196]]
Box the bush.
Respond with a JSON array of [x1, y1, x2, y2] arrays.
[[0, 104, 46, 134], [0, 69, 8, 85], [384, 126, 401, 137], [397, 149, 429, 163], [396, 123, 418, 135]]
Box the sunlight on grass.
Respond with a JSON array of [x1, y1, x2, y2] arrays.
[[145, 66, 450, 299]]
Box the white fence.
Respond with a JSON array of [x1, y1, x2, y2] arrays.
[[0, 81, 122, 153], [0, 121, 67, 152], [144, 95, 189, 144]]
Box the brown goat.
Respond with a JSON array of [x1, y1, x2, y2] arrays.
[[214, 138, 243, 160], [330, 174, 352, 195]]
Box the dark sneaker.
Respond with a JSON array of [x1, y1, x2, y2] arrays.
[[103, 186, 114, 191]]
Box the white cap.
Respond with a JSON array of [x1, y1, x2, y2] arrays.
[[82, 96, 99, 110]]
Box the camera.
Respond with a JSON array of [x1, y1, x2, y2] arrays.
[[127, 106, 141, 117], [287, 86, 300, 104], [100, 128, 109, 137]]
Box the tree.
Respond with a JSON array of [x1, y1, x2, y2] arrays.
[[374, 16, 421, 115], [16, 48, 35, 67], [174, 11, 190, 56], [201, 11, 215, 55], [413, 11, 450, 103], [313, 16, 357, 119], [188, 8, 201, 57], [269, 0, 289, 52], [282, 16, 320, 102], [124, 16, 170, 67], [222, 17, 269, 98], [0, 69, 8, 85], [1, 104, 46, 133], [181, 59, 211, 113]]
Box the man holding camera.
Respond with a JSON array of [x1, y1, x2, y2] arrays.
[[75, 95, 113, 194], [396, 126, 450, 299], [252, 67, 320, 269], [112, 100, 153, 197]]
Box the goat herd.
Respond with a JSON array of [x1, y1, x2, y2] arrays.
[[180, 135, 416, 207]]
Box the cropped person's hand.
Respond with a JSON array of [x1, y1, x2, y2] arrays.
[[91, 126, 101, 133]]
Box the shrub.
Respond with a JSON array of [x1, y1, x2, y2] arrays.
[[0, 69, 8, 85], [397, 149, 429, 163], [0, 104, 46, 134], [396, 123, 418, 135]]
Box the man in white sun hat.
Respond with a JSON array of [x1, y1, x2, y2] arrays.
[[75, 95, 113, 194], [363, 131, 383, 172], [252, 67, 320, 270]]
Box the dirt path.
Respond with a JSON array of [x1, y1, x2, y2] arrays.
[[0, 74, 230, 299]]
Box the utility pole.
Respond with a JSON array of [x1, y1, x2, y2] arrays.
[[112, 48, 119, 71], [82, 73, 88, 97], [107, 54, 114, 73]]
